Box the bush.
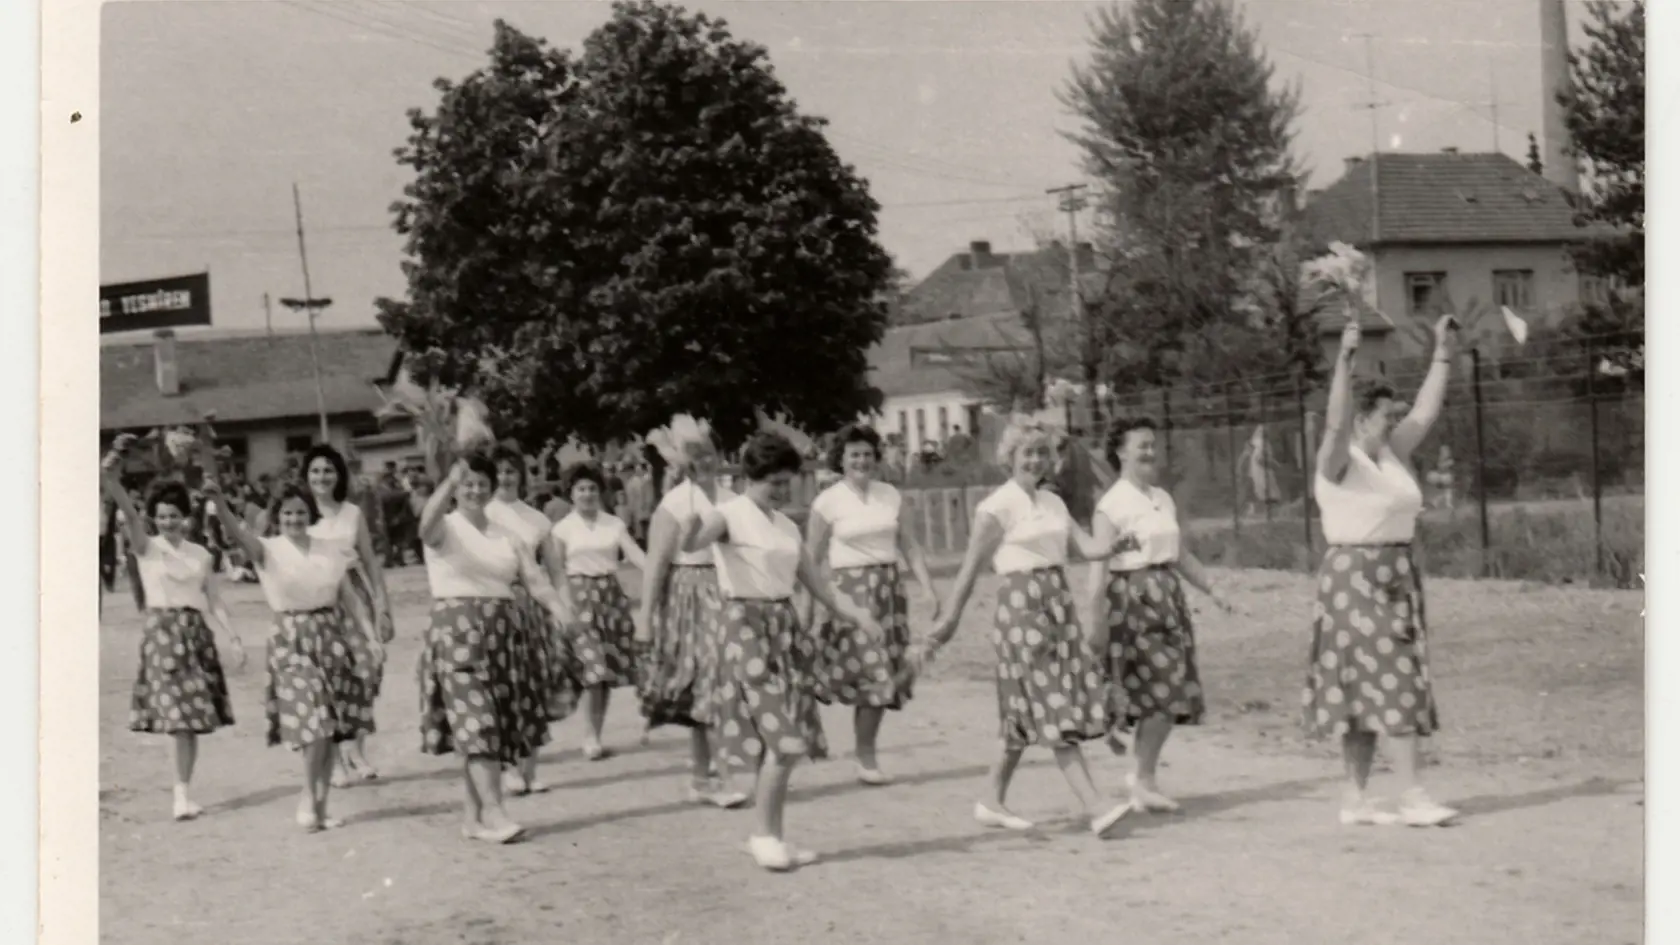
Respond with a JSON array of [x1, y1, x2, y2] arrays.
[[1187, 496, 1644, 589]]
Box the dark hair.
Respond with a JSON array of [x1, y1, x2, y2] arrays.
[[145, 480, 192, 519], [563, 462, 607, 496], [1103, 416, 1160, 470], [461, 453, 499, 486], [301, 445, 350, 502], [1354, 380, 1399, 416], [266, 482, 321, 525], [491, 443, 527, 493], [741, 432, 803, 481], [826, 423, 882, 473]]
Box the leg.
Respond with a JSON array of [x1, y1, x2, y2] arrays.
[[583, 686, 610, 757], [1054, 744, 1131, 836], [972, 742, 1035, 831], [1337, 731, 1394, 826], [464, 754, 525, 842], [746, 750, 811, 870], [1387, 733, 1458, 826], [1129, 715, 1180, 812], [171, 734, 202, 820], [853, 706, 887, 776], [689, 727, 748, 808]]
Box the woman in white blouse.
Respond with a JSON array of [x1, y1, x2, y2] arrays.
[[1307, 316, 1459, 828], [635, 416, 750, 809], [301, 445, 392, 786], [488, 444, 578, 796], [803, 423, 938, 785], [926, 417, 1133, 839], [682, 432, 884, 871], [100, 457, 240, 823], [419, 455, 571, 844], [1086, 416, 1232, 814], [548, 462, 648, 761], [205, 478, 371, 832]]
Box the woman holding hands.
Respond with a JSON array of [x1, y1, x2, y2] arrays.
[[1087, 416, 1233, 814], [803, 423, 938, 785], [924, 417, 1133, 839], [681, 432, 884, 871], [418, 454, 572, 844], [1306, 315, 1460, 828]]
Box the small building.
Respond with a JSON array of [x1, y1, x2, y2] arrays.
[[100, 327, 414, 480], [868, 240, 1101, 453], [1301, 151, 1604, 355]]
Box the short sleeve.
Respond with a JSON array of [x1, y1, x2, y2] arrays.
[[809, 484, 841, 522], [975, 486, 1017, 531], [1095, 483, 1134, 529], [1155, 488, 1179, 521], [876, 482, 903, 516], [548, 516, 572, 547], [1041, 491, 1071, 525]]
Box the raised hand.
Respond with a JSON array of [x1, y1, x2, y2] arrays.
[[1339, 318, 1362, 358]]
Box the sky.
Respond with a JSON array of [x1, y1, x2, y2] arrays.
[[99, 0, 1599, 336]]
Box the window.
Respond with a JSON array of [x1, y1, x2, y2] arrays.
[[965, 404, 982, 436], [284, 434, 314, 457], [937, 406, 950, 442], [220, 437, 249, 478], [1580, 274, 1614, 306], [1492, 269, 1535, 311], [897, 410, 908, 439], [914, 408, 926, 450], [1405, 272, 1449, 318]]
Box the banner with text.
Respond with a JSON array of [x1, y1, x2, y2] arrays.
[[100, 273, 212, 334]]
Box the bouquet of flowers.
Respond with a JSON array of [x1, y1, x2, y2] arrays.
[[376, 353, 496, 475], [1301, 240, 1372, 313], [645, 413, 713, 465]]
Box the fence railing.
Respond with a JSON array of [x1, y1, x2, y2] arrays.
[[852, 339, 1644, 589]]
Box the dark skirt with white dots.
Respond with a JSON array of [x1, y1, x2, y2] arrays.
[[710, 598, 829, 767], [990, 568, 1106, 750], [510, 582, 578, 724], [1301, 544, 1440, 738], [417, 597, 550, 764], [565, 574, 638, 689], [264, 607, 376, 750], [638, 565, 722, 730], [812, 563, 913, 710], [1102, 565, 1206, 730], [129, 607, 235, 735]]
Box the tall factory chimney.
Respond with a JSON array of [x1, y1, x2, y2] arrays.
[[1538, 0, 1581, 193]]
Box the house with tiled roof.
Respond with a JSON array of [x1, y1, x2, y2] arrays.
[[100, 327, 416, 478], [1301, 150, 1602, 360], [867, 240, 1101, 452]]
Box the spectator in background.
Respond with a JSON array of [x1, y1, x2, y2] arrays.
[[623, 460, 656, 545]]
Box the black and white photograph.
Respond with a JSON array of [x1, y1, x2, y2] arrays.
[[40, 0, 1662, 941]]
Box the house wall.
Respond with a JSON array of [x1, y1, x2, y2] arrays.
[[871, 391, 986, 453], [1371, 242, 1582, 351]]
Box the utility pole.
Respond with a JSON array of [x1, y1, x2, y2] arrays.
[[1046, 182, 1095, 432], [281, 183, 333, 444], [1482, 61, 1519, 153], [263, 292, 274, 345], [1353, 33, 1389, 246]]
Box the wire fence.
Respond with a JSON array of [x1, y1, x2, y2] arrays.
[[861, 335, 1644, 589]]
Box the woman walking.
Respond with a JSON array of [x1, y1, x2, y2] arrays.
[[204, 476, 374, 831], [636, 416, 749, 807], [100, 452, 241, 822], [1305, 316, 1460, 828], [548, 463, 647, 760], [681, 431, 884, 871], [925, 417, 1133, 838], [803, 424, 938, 785], [302, 445, 392, 786], [1086, 416, 1232, 813], [419, 455, 571, 844], [487, 444, 577, 795]]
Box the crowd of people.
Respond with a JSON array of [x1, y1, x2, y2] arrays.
[[99, 313, 1464, 871]]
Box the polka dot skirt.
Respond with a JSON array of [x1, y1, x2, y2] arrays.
[[990, 568, 1106, 750], [812, 563, 912, 710], [710, 598, 829, 768], [565, 574, 637, 690], [637, 565, 721, 730], [1302, 545, 1440, 738], [417, 597, 550, 764], [511, 582, 577, 724], [263, 608, 376, 750], [1103, 566, 1205, 730], [336, 567, 384, 705], [129, 608, 235, 736]]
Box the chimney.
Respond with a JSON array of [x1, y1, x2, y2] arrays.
[[1539, 0, 1581, 193], [152, 329, 180, 397], [1343, 155, 1366, 174], [1441, 146, 1459, 155], [969, 240, 994, 268]]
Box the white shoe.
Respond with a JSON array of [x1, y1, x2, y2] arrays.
[[689, 781, 751, 809], [1398, 789, 1458, 827], [1091, 802, 1132, 838], [172, 788, 202, 822], [1339, 797, 1401, 827], [973, 802, 1034, 831], [855, 763, 894, 787], [1126, 772, 1180, 813], [747, 834, 793, 871]]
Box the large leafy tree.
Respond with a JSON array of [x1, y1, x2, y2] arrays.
[[1558, 0, 1644, 287], [378, 3, 894, 450], [1061, 0, 1303, 391]]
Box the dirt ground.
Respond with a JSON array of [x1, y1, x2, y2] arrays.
[[99, 564, 1644, 945]]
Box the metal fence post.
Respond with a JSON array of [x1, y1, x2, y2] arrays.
[[1224, 382, 1240, 538], [1294, 369, 1313, 571], [1586, 338, 1604, 577], [1470, 347, 1491, 577], [1160, 388, 1173, 488], [1258, 386, 1272, 521]]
